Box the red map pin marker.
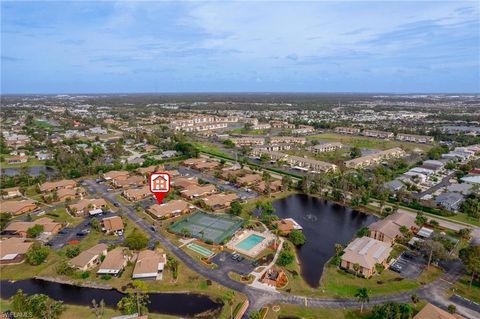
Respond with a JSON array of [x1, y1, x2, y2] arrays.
[[150, 172, 171, 204]]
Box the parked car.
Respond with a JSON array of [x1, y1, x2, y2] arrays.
[[114, 202, 120, 207], [236, 256, 245, 262], [231, 253, 240, 260], [252, 260, 260, 267], [390, 263, 402, 273]]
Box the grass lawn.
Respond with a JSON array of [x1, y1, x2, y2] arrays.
[[446, 213, 480, 227], [0, 158, 46, 169], [0, 298, 178, 319], [265, 305, 369, 319], [452, 275, 480, 303], [192, 142, 234, 160], [227, 128, 269, 135], [305, 133, 432, 152]]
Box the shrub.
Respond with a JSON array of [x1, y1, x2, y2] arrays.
[[101, 275, 112, 280]]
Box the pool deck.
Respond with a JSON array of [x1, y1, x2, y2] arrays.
[[226, 229, 276, 258]]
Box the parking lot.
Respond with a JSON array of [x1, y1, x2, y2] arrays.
[[390, 251, 426, 280], [48, 211, 117, 249], [211, 251, 256, 276]]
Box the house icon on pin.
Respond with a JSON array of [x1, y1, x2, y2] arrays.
[[150, 173, 169, 192]]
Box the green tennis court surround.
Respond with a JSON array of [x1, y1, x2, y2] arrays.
[[169, 211, 243, 244]]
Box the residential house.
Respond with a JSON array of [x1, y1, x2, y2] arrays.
[[3, 217, 62, 238], [340, 236, 392, 278], [413, 303, 464, 319], [237, 174, 262, 186], [272, 218, 303, 235], [1, 187, 22, 199], [69, 243, 108, 271], [132, 250, 167, 280], [369, 212, 417, 245], [435, 192, 465, 212], [112, 175, 145, 188], [255, 180, 283, 193], [103, 170, 129, 181], [137, 165, 164, 176], [171, 177, 198, 189], [260, 267, 288, 288], [201, 193, 239, 210], [102, 216, 124, 235], [39, 179, 76, 193], [68, 198, 108, 217], [123, 186, 152, 201], [0, 237, 33, 264], [147, 200, 192, 219], [97, 247, 130, 276], [57, 187, 85, 202], [180, 184, 217, 199], [1, 199, 37, 216]]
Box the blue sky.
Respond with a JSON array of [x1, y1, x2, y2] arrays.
[[1, 1, 479, 94]]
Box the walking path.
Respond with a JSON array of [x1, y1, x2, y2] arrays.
[[249, 238, 284, 292]]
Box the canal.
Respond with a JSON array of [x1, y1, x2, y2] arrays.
[[1, 166, 58, 178], [273, 193, 378, 287], [0, 279, 222, 318]]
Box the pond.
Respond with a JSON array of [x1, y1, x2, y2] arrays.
[[1, 166, 57, 178], [272, 193, 378, 287], [0, 279, 222, 318]]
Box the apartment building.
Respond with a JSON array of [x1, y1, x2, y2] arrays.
[[251, 144, 291, 154], [270, 121, 295, 129], [335, 127, 361, 135], [396, 133, 434, 144], [270, 136, 306, 145], [308, 142, 343, 153], [286, 155, 338, 173], [344, 148, 406, 169], [252, 123, 271, 130], [230, 137, 265, 146], [362, 130, 394, 139], [292, 125, 315, 135]]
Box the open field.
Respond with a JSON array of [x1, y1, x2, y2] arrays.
[[306, 133, 433, 152], [0, 158, 47, 169], [452, 275, 480, 304]]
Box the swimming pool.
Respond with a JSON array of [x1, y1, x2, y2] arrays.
[[236, 234, 265, 251]]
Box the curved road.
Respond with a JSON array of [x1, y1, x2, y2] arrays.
[[85, 180, 479, 319]]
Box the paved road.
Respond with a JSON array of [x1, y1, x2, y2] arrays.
[[413, 171, 457, 199], [84, 179, 480, 319]]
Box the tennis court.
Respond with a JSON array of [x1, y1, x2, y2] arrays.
[[169, 211, 243, 244]]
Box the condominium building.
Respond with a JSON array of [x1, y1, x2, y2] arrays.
[[308, 142, 343, 153], [362, 130, 394, 139], [344, 148, 406, 169], [270, 136, 306, 145], [230, 137, 265, 146], [335, 127, 361, 135], [396, 133, 434, 144]]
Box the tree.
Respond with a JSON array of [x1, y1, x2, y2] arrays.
[[415, 212, 428, 227], [350, 147, 362, 159], [460, 195, 480, 219], [229, 200, 243, 216], [356, 227, 369, 238], [167, 256, 179, 280], [26, 293, 65, 319], [375, 263, 385, 274], [65, 246, 80, 258], [411, 294, 419, 305], [249, 310, 261, 319], [281, 175, 292, 191], [289, 230, 305, 246], [55, 260, 74, 276], [26, 243, 49, 265], [180, 227, 191, 238], [448, 304, 456, 314], [334, 243, 344, 256], [371, 302, 412, 319], [459, 245, 480, 289], [416, 239, 448, 270], [220, 291, 235, 319], [0, 212, 11, 231], [277, 249, 294, 266], [10, 289, 28, 313], [354, 288, 369, 313], [124, 230, 149, 250], [458, 228, 472, 239], [27, 224, 44, 238], [223, 139, 235, 148], [92, 299, 106, 318]]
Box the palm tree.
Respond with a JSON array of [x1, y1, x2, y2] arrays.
[[354, 288, 369, 313], [220, 291, 235, 319]]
